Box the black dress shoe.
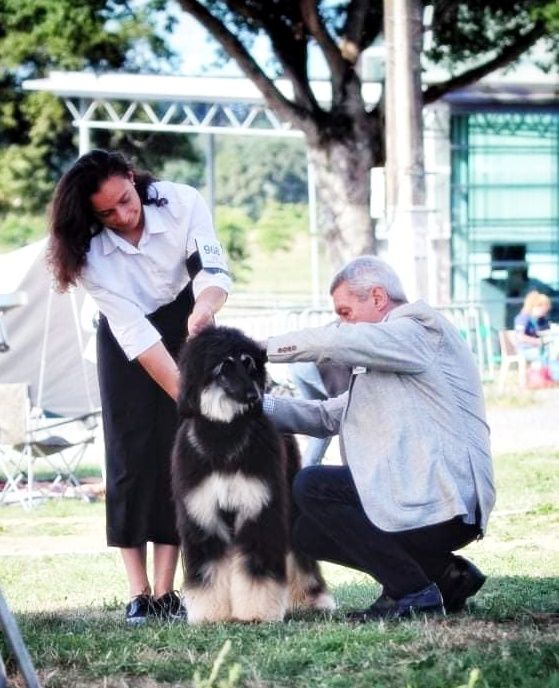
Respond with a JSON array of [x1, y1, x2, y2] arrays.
[[346, 583, 445, 622], [436, 555, 487, 612], [153, 591, 187, 621], [125, 594, 154, 625]]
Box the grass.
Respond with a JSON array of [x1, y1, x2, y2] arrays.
[[228, 232, 333, 305], [1, 449, 558, 687]]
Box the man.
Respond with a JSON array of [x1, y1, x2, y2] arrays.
[[263, 256, 495, 620]]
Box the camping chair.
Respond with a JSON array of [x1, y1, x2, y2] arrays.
[[0, 382, 101, 508], [0, 383, 31, 508], [23, 411, 101, 501], [497, 330, 527, 393]]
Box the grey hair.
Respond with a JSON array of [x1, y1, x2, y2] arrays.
[[329, 255, 407, 302]]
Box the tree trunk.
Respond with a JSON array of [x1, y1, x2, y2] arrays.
[[307, 138, 374, 269]]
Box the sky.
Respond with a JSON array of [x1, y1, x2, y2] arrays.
[[166, 7, 329, 79], [169, 12, 269, 77], [157, 5, 551, 86]]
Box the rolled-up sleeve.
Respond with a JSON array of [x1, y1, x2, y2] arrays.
[[193, 269, 232, 299], [81, 278, 161, 360], [185, 191, 232, 299]]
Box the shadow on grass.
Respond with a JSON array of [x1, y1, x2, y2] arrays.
[[335, 574, 559, 617], [2, 576, 558, 688]]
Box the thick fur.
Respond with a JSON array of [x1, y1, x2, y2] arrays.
[[171, 326, 335, 624]]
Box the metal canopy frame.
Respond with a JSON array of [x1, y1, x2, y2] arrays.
[[22, 72, 382, 151], [63, 96, 296, 139]]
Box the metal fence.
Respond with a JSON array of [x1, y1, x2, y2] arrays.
[[437, 304, 495, 381]]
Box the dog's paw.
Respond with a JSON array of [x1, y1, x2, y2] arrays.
[[308, 590, 336, 612]]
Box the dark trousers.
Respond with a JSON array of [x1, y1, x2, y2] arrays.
[[97, 285, 194, 548], [292, 466, 480, 599]]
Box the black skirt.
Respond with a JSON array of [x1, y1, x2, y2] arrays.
[[97, 285, 194, 547]]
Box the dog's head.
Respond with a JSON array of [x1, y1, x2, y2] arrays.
[[177, 326, 267, 422]]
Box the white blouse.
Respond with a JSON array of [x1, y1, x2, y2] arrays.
[[80, 181, 232, 360]]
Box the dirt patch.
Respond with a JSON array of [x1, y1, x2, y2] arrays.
[[432, 616, 559, 647]]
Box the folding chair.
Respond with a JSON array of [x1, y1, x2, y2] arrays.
[[497, 329, 527, 393], [22, 410, 101, 501], [0, 383, 30, 508], [0, 382, 101, 507]]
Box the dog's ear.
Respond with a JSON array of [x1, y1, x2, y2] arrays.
[[176, 376, 197, 418], [175, 340, 199, 418], [253, 339, 268, 363]]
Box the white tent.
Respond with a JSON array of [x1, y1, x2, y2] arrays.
[[0, 240, 100, 417]]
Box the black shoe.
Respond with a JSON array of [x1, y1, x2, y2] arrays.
[[125, 594, 153, 625], [436, 555, 486, 613], [153, 591, 187, 621], [346, 583, 445, 622]]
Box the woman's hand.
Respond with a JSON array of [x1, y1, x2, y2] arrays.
[[137, 342, 180, 400], [187, 304, 215, 336], [187, 286, 228, 337]]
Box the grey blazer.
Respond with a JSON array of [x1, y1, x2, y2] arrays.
[[266, 300, 496, 534]]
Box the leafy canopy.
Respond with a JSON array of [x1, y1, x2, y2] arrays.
[[216, 138, 307, 220], [176, 1, 558, 120], [0, 0, 176, 72], [0, 0, 179, 218]]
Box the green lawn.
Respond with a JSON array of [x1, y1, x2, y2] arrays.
[[1, 448, 558, 687]]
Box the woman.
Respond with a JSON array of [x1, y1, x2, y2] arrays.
[[48, 149, 231, 624], [514, 291, 552, 363]]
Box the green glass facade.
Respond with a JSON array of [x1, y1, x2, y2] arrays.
[[451, 111, 559, 328]]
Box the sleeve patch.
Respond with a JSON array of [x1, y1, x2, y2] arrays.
[[196, 239, 228, 270]]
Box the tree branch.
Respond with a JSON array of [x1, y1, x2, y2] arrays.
[[431, 0, 462, 28], [273, 45, 323, 114], [300, 0, 364, 108], [175, 0, 311, 127], [223, 0, 322, 114], [342, 0, 371, 59], [423, 23, 546, 105], [300, 0, 347, 74]]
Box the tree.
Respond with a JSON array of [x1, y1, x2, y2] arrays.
[[0, 0, 182, 218], [255, 201, 308, 252], [174, 0, 558, 267], [215, 137, 307, 220], [215, 205, 252, 282]]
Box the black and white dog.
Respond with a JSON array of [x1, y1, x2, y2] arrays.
[[171, 326, 335, 623]]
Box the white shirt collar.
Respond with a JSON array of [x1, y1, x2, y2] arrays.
[[100, 205, 167, 255]]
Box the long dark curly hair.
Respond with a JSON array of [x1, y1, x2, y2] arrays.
[[48, 149, 167, 291]]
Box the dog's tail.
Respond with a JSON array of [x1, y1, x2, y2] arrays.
[[286, 550, 336, 612]]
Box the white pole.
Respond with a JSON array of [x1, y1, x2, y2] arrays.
[[307, 153, 320, 307], [78, 99, 91, 156], [383, 0, 428, 300], [205, 133, 216, 226], [70, 290, 95, 412], [36, 287, 53, 411]]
